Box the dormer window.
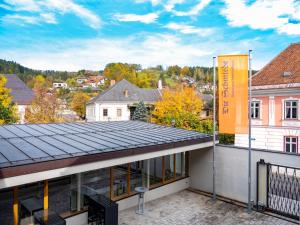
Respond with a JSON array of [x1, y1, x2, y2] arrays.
[[283, 71, 292, 77], [124, 89, 128, 97]]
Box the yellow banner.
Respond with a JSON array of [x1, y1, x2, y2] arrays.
[[218, 55, 248, 134]]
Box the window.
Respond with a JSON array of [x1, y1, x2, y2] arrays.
[[117, 108, 122, 117], [149, 157, 163, 186], [103, 108, 108, 117], [164, 155, 175, 181], [284, 136, 298, 153], [251, 101, 260, 119], [285, 100, 298, 119]]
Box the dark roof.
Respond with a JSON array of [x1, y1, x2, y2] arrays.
[[3, 74, 34, 105], [88, 79, 161, 104], [0, 121, 211, 178], [252, 43, 300, 87]]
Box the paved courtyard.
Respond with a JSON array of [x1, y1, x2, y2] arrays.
[[119, 190, 294, 225]]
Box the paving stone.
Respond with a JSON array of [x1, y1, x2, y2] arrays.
[[119, 190, 295, 225]]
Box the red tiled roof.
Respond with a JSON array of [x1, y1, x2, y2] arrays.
[[252, 43, 300, 86]]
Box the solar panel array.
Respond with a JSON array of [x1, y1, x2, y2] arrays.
[[0, 121, 210, 168]]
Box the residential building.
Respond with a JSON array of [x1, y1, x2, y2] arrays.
[[85, 75, 106, 88], [76, 77, 87, 84], [53, 82, 68, 89], [86, 79, 161, 121], [235, 43, 300, 153], [3, 74, 34, 124]]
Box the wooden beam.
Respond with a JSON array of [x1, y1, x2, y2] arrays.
[[13, 187, 18, 225], [44, 180, 49, 221]]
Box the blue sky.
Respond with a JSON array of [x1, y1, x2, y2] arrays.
[[0, 0, 299, 71]]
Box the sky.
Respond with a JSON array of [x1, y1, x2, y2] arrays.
[[0, 0, 299, 71]]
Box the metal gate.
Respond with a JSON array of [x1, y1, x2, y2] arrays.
[[257, 159, 300, 220]]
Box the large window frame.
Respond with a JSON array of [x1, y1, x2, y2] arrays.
[[110, 152, 189, 201], [284, 136, 298, 153], [284, 100, 298, 120], [251, 101, 260, 119]]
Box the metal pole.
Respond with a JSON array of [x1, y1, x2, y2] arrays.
[[248, 50, 253, 213], [213, 56, 217, 201]]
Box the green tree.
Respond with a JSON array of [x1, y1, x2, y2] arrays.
[[133, 101, 148, 122], [0, 75, 18, 124], [166, 65, 181, 77], [70, 92, 91, 119]]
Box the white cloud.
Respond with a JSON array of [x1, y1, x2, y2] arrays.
[[164, 0, 185, 11], [134, 0, 161, 6], [222, 0, 300, 35], [172, 0, 211, 16], [1, 0, 101, 29], [0, 34, 213, 71], [165, 22, 214, 36], [2, 0, 40, 11], [2, 14, 39, 25], [114, 13, 159, 24], [40, 13, 57, 24], [41, 0, 101, 29]]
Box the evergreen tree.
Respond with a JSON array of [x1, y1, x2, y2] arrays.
[[132, 101, 148, 121]]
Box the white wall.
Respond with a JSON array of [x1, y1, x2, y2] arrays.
[[86, 105, 96, 121], [17, 105, 27, 124], [117, 178, 190, 211], [190, 145, 300, 203], [87, 102, 131, 122], [235, 127, 300, 151]]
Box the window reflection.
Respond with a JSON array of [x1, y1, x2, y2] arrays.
[[113, 164, 128, 197]]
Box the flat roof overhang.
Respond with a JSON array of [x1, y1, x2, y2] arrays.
[[0, 138, 213, 189]]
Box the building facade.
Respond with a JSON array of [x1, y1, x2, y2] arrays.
[[3, 74, 35, 124], [86, 79, 161, 122], [235, 43, 300, 153]]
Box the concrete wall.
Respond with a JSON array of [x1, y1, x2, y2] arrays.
[[190, 145, 300, 203]]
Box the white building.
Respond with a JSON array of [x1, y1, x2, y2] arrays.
[[235, 43, 300, 153], [53, 82, 68, 89], [3, 74, 35, 124], [86, 79, 161, 122]]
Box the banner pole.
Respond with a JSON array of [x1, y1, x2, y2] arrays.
[[213, 56, 217, 202], [248, 50, 253, 213]]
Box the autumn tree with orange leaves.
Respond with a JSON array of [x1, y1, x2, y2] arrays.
[[151, 87, 213, 134], [25, 75, 63, 124]]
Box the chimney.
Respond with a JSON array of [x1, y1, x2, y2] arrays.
[[158, 79, 162, 90], [124, 89, 128, 97], [110, 80, 116, 86]]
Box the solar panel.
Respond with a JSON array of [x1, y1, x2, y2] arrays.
[[52, 135, 95, 152], [4, 125, 31, 137], [0, 121, 211, 168], [39, 136, 83, 154], [8, 138, 49, 159], [0, 139, 29, 161], [23, 137, 67, 156], [0, 126, 17, 138]]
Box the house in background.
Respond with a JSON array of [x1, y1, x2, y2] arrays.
[[235, 43, 300, 153], [53, 82, 68, 89], [86, 79, 161, 121], [3, 74, 35, 124]]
